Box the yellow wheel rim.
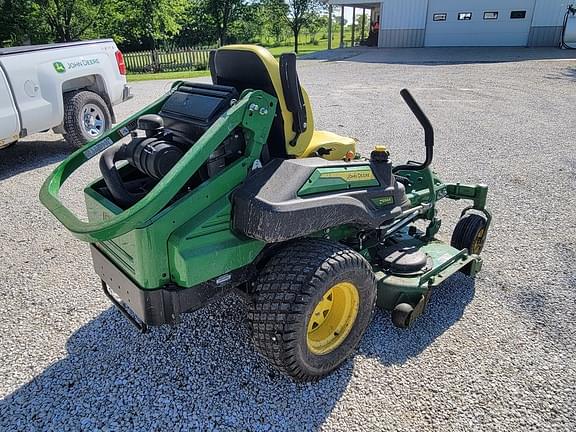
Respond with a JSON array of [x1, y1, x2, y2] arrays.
[[471, 227, 486, 254], [306, 282, 360, 355]]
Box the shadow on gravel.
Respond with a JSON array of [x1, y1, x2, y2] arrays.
[[301, 47, 576, 66], [0, 276, 474, 431], [363, 273, 475, 365], [0, 295, 351, 431], [544, 66, 576, 82], [0, 138, 73, 181]]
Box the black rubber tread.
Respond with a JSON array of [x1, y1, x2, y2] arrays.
[[248, 238, 377, 381], [392, 303, 414, 329], [451, 213, 488, 255], [63, 90, 111, 148]]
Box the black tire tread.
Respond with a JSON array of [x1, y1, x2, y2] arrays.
[[63, 90, 111, 148], [451, 213, 487, 253], [248, 238, 376, 381]]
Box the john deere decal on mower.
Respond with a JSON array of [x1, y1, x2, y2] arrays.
[[40, 45, 491, 381]]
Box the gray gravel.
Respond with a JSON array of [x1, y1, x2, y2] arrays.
[[1, 50, 576, 431]]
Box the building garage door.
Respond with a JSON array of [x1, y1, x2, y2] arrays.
[[425, 0, 536, 47]]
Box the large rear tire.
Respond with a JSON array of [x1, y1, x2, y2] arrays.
[[248, 239, 377, 381], [63, 91, 111, 148]]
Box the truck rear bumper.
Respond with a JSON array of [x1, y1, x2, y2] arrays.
[[122, 84, 133, 102], [91, 245, 233, 329]]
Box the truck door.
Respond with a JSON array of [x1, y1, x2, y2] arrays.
[[0, 65, 20, 147]]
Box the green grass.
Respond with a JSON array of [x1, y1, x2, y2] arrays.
[[267, 41, 326, 57], [127, 70, 210, 82], [267, 33, 355, 57]]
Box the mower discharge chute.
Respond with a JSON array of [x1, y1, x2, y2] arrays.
[[40, 45, 491, 381]]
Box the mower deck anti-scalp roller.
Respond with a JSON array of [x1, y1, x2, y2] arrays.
[[40, 45, 491, 381]]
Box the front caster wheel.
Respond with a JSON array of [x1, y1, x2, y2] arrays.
[[392, 303, 414, 329], [248, 239, 377, 381], [451, 213, 488, 255]]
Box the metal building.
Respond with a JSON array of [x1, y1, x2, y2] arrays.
[[328, 0, 571, 48]]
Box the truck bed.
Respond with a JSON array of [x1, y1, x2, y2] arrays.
[[0, 39, 114, 56]]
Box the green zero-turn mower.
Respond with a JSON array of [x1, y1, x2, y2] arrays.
[[40, 45, 491, 381]]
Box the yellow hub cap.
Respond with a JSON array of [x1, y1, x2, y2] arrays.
[[471, 227, 486, 254], [307, 282, 360, 355]]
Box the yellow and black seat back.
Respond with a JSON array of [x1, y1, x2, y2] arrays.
[[210, 45, 315, 158], [210, 45, 355, 160]]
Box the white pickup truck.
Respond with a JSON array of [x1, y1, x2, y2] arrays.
[[0, 39, 131, 149]]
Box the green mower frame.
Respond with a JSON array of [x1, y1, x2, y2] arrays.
[[40, 46, 490, 381]]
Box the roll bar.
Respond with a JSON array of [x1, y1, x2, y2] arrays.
[[39, 88, 277, 243]]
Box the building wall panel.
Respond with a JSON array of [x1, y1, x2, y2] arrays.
[[528, 26, 563, 46], [380, 0, 429, 30], [375, 0, 568, 47], [424, 0, 535, 47], [531, 1, 569, 27], [379, 29, 426, 47]]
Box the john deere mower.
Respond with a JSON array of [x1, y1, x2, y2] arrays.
[[40, 45, 491, 381]]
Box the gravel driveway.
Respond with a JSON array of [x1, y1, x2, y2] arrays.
[[1, 51, 575, 431]]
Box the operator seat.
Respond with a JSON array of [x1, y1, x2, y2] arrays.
[[209, 45, 355, 161]]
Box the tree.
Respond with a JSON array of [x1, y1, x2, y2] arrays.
[[204, 0, 246, 46], [0, 1, 25, 45], [355, 12, 370, 41], [259, 0, 289, 46], [31, 0, 109, 42], [282, 0, 323, 53], [0, 1, 51, 46], [228, 2, 264, 44], [304, 12, 326, 43], [176, 1, 218, 47], [98, 0, 188, 50]]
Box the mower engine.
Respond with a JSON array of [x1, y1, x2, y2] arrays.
[[99, 83, 244, 208]]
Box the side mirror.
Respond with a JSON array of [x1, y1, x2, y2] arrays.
[[279, 53, 308, 145]]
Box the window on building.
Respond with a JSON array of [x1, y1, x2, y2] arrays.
[[510, 10, 526, 19], [458, 12, 472, 21], [433, 13, 447, 22], [484, 11, 498, 20]]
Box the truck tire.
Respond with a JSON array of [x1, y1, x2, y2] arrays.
[[63, 91, 111, 148], [248, 239, 377, 381]]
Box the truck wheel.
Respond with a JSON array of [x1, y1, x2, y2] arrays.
[[63, 91, 111, 148], [451, 213, 488, 255], [248, 239, 377, 381]]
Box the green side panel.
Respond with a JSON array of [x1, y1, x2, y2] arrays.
[[298, 165, 380, 196], [168, 197, 264, 288], [85, 185, 171, 289], [84, 153, 269, 289]]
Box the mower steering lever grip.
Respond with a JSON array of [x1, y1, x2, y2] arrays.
[[400, 89, 434, 148], [393, 89, 434, 173]]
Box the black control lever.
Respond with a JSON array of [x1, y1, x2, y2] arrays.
[[392, 89, 434, 173]]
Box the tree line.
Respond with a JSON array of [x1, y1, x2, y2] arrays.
[[0, 0, 328, 53]]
